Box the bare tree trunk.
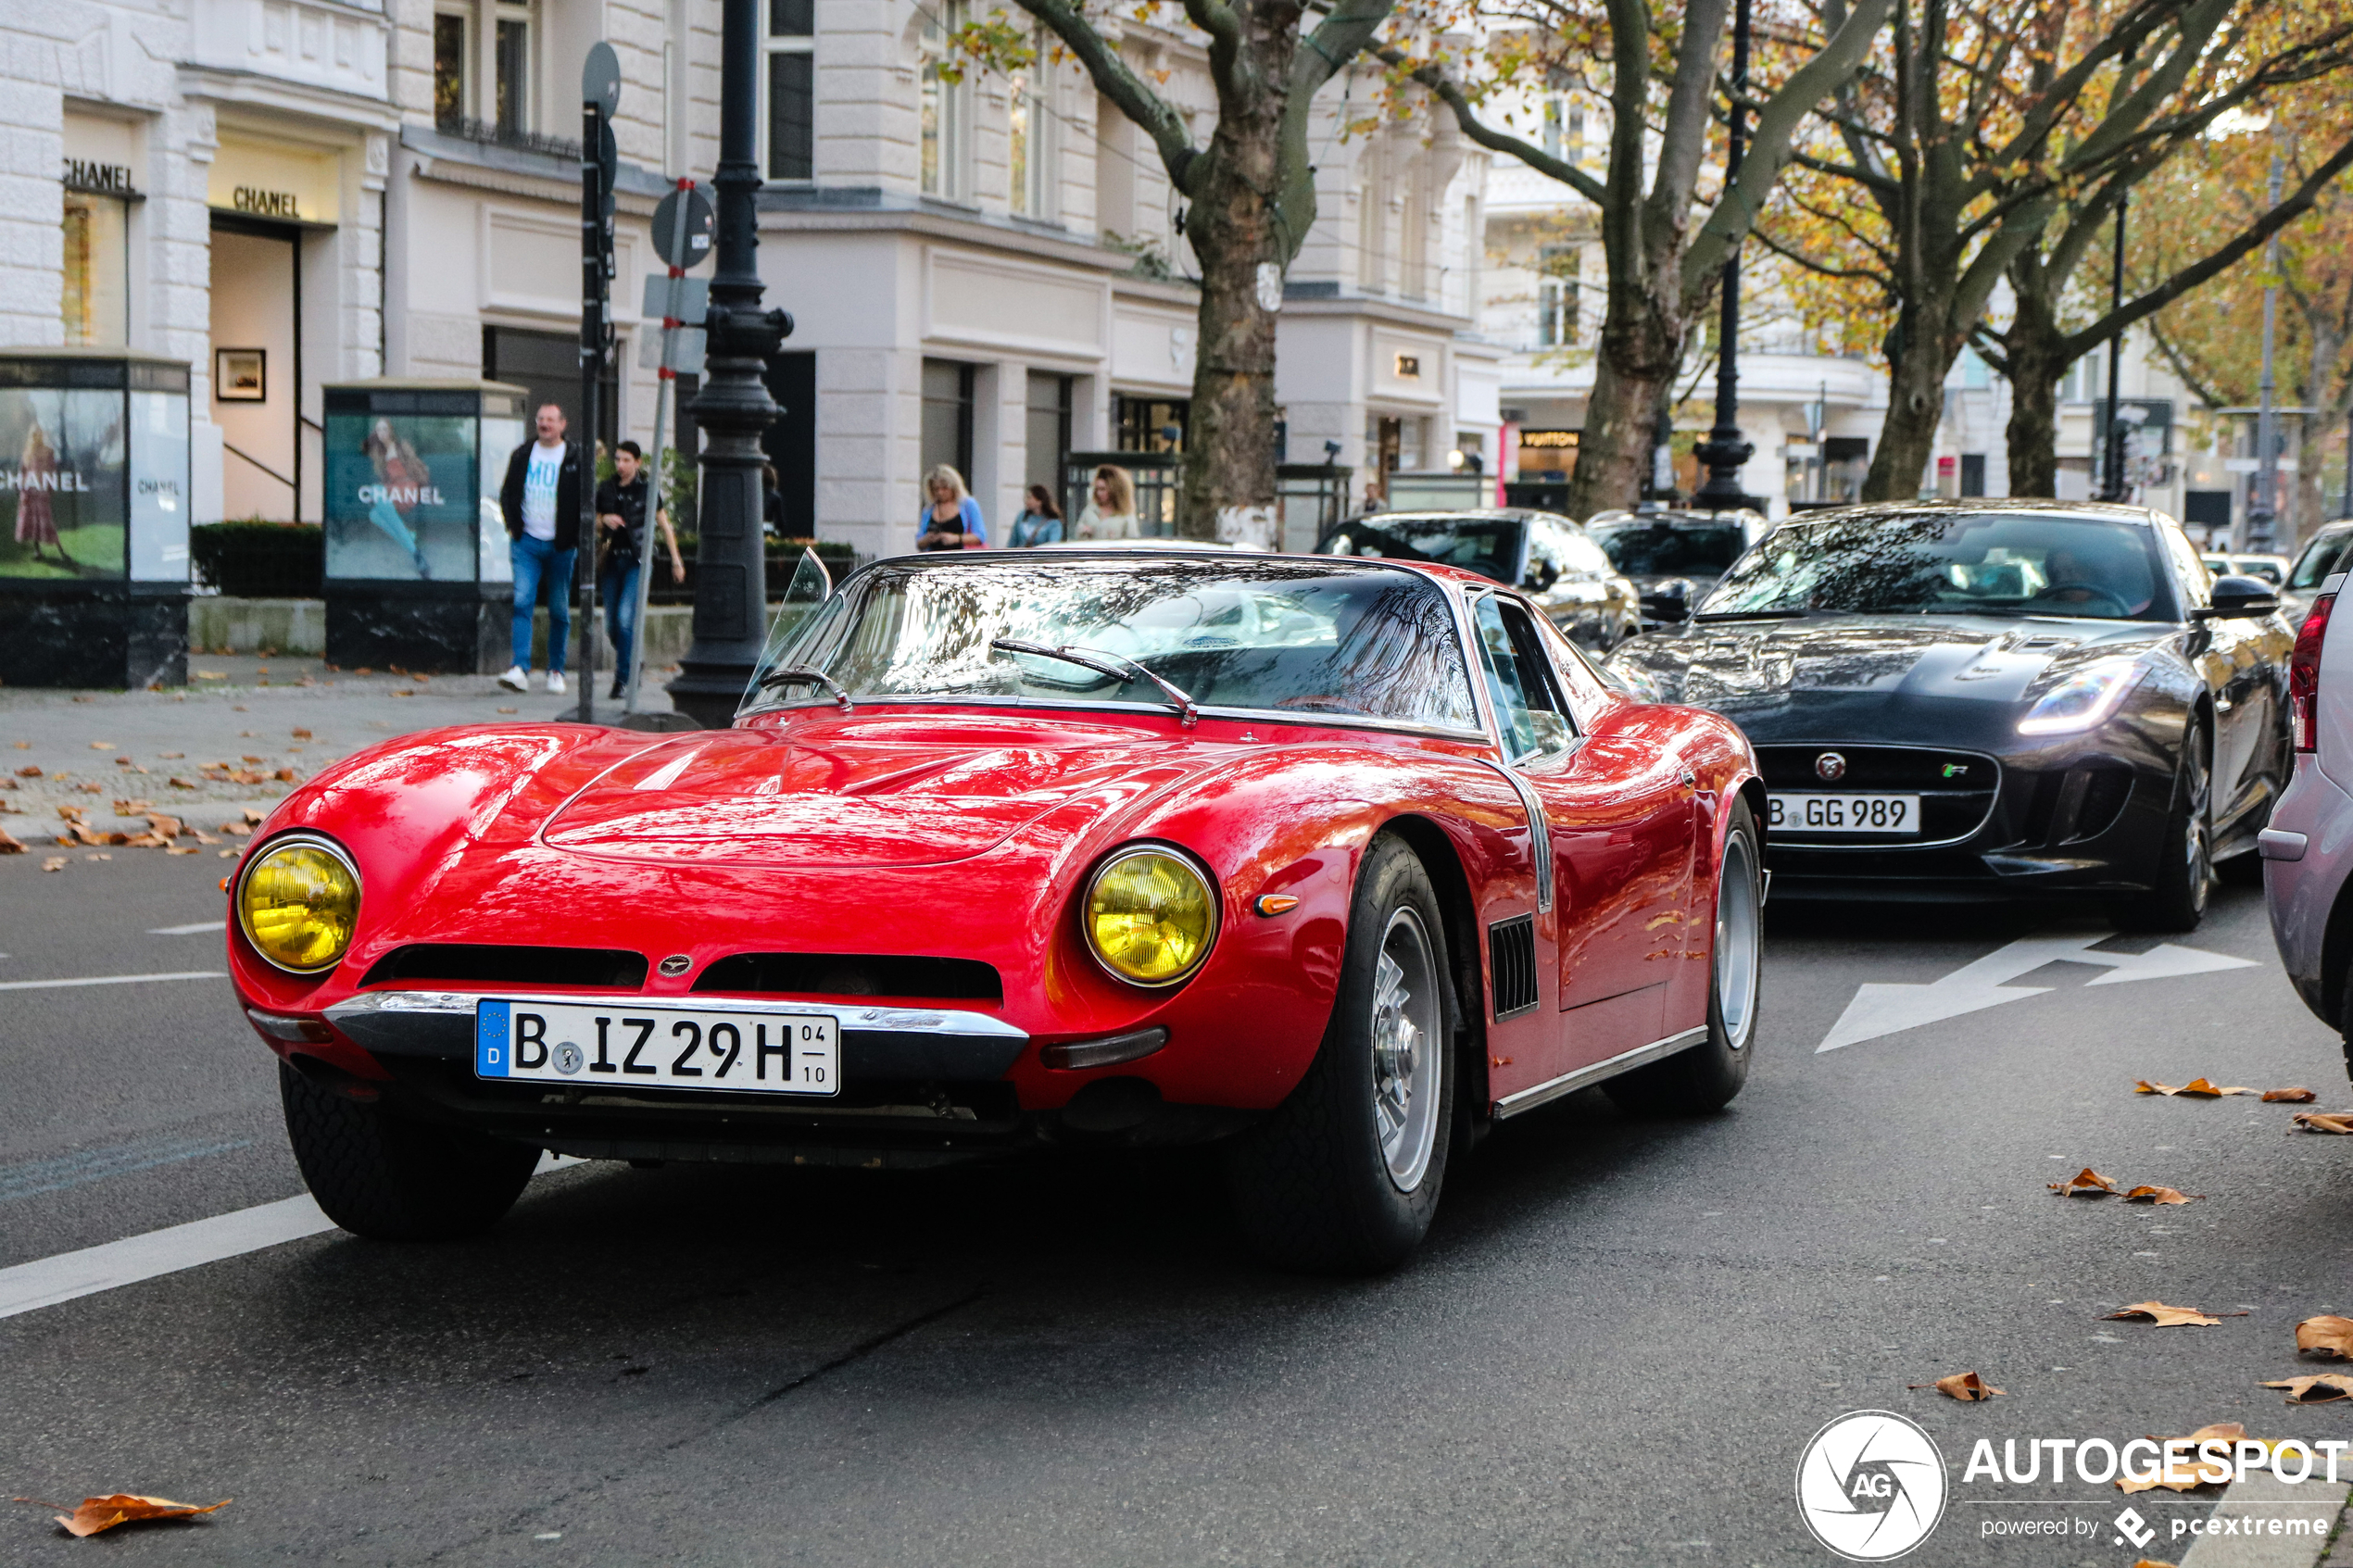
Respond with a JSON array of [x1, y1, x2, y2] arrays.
[[1567, 292, 1685, 516], [2000, 285, 2070, 498], [1864, 319, 1956, 501]]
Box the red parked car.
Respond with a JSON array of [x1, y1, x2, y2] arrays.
[[230, 548, 1766, 1271]]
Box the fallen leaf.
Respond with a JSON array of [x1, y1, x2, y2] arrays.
[[497, 706, 518, 714], [355, 667, 371, 675], [193, 670, 225, 681], [2296, 1316, 2353, 1359], [1909, 1371, 2005, 1400], [14, 766, 39, 777], [2261, 1374, 2353, 1404], [191, 831, 218, 846], [2133, 1561, 2182, 1568], [10, 741, 25, 748], [2103, 1301, 2242, 1327], [242, 808, 265, 824], [0, 828, 21, 854], [2116, 1423, 2246, 1492], [87, 741, 113, 750], [2291, 1112, 2353, 1135], [2135, 1078, 2258, 1097], [2262, 1087, 2318, 1103], [290, 728, 311, 740], [218, 822, 253, 837], [167, 776, 198, 790], [2050, 1167, 2120, 1197], [159, 751, 183, 759], [19, 1493, 231, 1538], [145, 815, 183, 839], [2122, 1185, 2202, 1205], [56, 805, 85, 822], [40, 856, 65, 872], [239, 754, 263, 765], [120, 833, 169, 848], [73, 781, 101, 795], [218, 849, 237, 859], [273, 768, 301, 783], [164, 846, 199, 856], [393, 689, 415, 697]]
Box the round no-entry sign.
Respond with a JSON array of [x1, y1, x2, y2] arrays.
[[653, 184, 715, 269]]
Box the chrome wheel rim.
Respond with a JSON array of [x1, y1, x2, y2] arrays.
[[2184, 733, 2212, 914], [1715, 831, 1762, 1051], [1371, 906, 1442, 1193]]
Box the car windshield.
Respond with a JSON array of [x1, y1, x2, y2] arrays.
[[741, 558, 1482, 732], [1700, 511, 2178, 621], [1317, 514, 1525, 583], [2289, 533, 2353, 589], [1589, 517, 1748, 577]]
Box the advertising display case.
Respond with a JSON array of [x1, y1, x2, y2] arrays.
[[0, 348, 190, 687], [321, 380, 527, 673]]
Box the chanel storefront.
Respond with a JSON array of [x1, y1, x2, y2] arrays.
[[59, 114, 143, 349]]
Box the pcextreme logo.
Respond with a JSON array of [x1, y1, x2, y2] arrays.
[[1796, 1411, 1949, 1562]]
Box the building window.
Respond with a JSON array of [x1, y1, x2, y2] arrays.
[[1541, 94, 1585, 165], [1113, 395, 1188, 453], [920, 2, 968, 200], [60, 191, 129, 345], [2060, 353, 2103, 405], [494, 4, 531, 136], [1537, 245, 1579, 347], [765, 0, 814, 181], [434, 10, 470, 129], [1009, 22, 1051, 218]]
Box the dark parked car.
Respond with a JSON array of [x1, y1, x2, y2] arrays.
[[1606, 500, 2293, 929], [2281, 521, 2353, 628], [1584, 507, 1771, 628], [1316, 508, 1641, 651]]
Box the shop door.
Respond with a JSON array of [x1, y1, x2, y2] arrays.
[[210, 220, 299, 521]]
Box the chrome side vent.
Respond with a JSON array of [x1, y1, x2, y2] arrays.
[[1490, 915, 1539, 1020]]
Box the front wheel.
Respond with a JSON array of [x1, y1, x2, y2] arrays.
[[1606, 798, 1763, 1116], [280, 1063, 539, 1240], [1224, 835, 1457, 1273], [2114, 724, 2212, 934]]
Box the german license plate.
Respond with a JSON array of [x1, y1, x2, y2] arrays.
[[1768, 793, 1922, 834], [474, 1000, 838, 1096]]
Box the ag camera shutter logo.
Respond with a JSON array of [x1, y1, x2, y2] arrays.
[[1795, 1411, 1947, 1561]]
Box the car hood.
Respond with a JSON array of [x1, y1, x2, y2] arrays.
[[541, 721, 1203, 868], [1609, 613, 2176, 726]]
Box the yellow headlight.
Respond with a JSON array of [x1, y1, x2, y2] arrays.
[[237, 837, 361, 973], [1083, 847, 1218, 986]]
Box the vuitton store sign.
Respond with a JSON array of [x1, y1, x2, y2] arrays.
[[208, 140, 340, 227]]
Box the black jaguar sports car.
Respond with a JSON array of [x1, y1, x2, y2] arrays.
[[1605, 501, 2293, 929]]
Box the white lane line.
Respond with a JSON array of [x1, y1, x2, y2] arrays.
[[0, 971, 226, 993], [0, 1154, 585, 1322], [148, 921, 227, 935]]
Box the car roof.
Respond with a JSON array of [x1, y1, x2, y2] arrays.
[[1774, 497, 2169, 527], [1332, 508, 1564, 526], [865, 545, 1502, 589]]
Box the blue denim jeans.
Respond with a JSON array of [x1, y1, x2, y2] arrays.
[[510, 533, 574, 671], [598, 558, 641, 685]]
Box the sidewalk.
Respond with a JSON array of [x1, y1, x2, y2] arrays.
[[1, 655, 691, 864]]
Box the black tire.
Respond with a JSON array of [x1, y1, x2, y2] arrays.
[[1606, 798, 1763, 1116], [2114, 722, 2212, 934], [1224, 835, 1458, 1273], [280, 1062, 539, 1240]]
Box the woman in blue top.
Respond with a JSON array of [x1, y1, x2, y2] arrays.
[[915, 465, 986, 550], [1007, 483, 1063, 547]]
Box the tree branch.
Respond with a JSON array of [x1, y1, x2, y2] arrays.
[[1372, 44, 1611, 207], [1010, 0, 1202, 192]]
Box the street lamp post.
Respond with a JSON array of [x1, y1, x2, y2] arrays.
[[665, 0, 792, 729], [1692, 0, 1760, 513], [2098, 192, 2130, 502], [2247, 152, 2284, 552]]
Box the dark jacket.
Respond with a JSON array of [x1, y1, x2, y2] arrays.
[[594, 472, 652, 564], [500, 439, 585, 550]]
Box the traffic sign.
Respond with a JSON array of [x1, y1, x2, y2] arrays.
[[582, 42, 622, 118], [642, 274, 709, 320], [652, 184, 715, 269]]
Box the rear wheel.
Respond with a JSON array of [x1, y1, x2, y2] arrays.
[[2115, 724, 2212, 934], [280, 1063, 539, 1240], [1224, 835, 1456, 1273], [1606, 799, 1763, 1116]]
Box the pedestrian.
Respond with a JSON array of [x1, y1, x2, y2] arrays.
[[497, 402, 584, 695], [1360, 481, 1386, 516], [595, 440, 687, 699], [761, 462, 785, 537], [915, 464, 986, 550], [1008, 483, 1063, 547], [1073, 464, 1139, 539]]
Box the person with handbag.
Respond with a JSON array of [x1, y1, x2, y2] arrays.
[[915, 465, 987, 550], [593, 441, 686, 699]]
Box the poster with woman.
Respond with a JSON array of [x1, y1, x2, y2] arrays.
[[0, 386, 128, 580], [323, 410, 478, 582]]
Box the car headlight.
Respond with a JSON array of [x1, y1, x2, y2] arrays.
[[1081, 846, 1219, 987], [2017, 659, 2142, 735], [236, 834, 361, 974]]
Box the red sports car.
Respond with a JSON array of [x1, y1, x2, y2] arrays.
[[230, 548, 1765, 1270]]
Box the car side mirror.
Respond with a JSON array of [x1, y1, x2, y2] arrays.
[[1641, 578, 1693, 623], [2201, 574, 2281, 619]]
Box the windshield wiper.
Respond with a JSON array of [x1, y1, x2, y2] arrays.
[[754, 665, 854, 709], [1692, 608, 1809, 621], [990, 637, 1199, 729]]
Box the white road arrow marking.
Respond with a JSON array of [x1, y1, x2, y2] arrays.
[[1818, 933, 2259, 1052]]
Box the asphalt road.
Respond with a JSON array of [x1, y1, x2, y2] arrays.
[[3, 847, 2350, 1566]]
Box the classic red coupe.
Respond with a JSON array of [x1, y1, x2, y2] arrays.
[[230, 548, 1764, 1270]]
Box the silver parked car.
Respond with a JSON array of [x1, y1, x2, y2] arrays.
[[2261, 564, 2353, 1079]]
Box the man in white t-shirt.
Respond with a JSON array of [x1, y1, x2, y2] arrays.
[[497, 403, 584, 694]]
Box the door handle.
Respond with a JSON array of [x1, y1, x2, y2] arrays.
[[1678, 766, 1696, 787]]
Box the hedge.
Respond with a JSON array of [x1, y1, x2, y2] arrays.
[[191, 521, 323, 597]]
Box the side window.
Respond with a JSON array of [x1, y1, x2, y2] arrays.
[[1475, 595, 1575, 764], [1521, 520, 1564, 592], [2161, 525, 2211, 608]]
